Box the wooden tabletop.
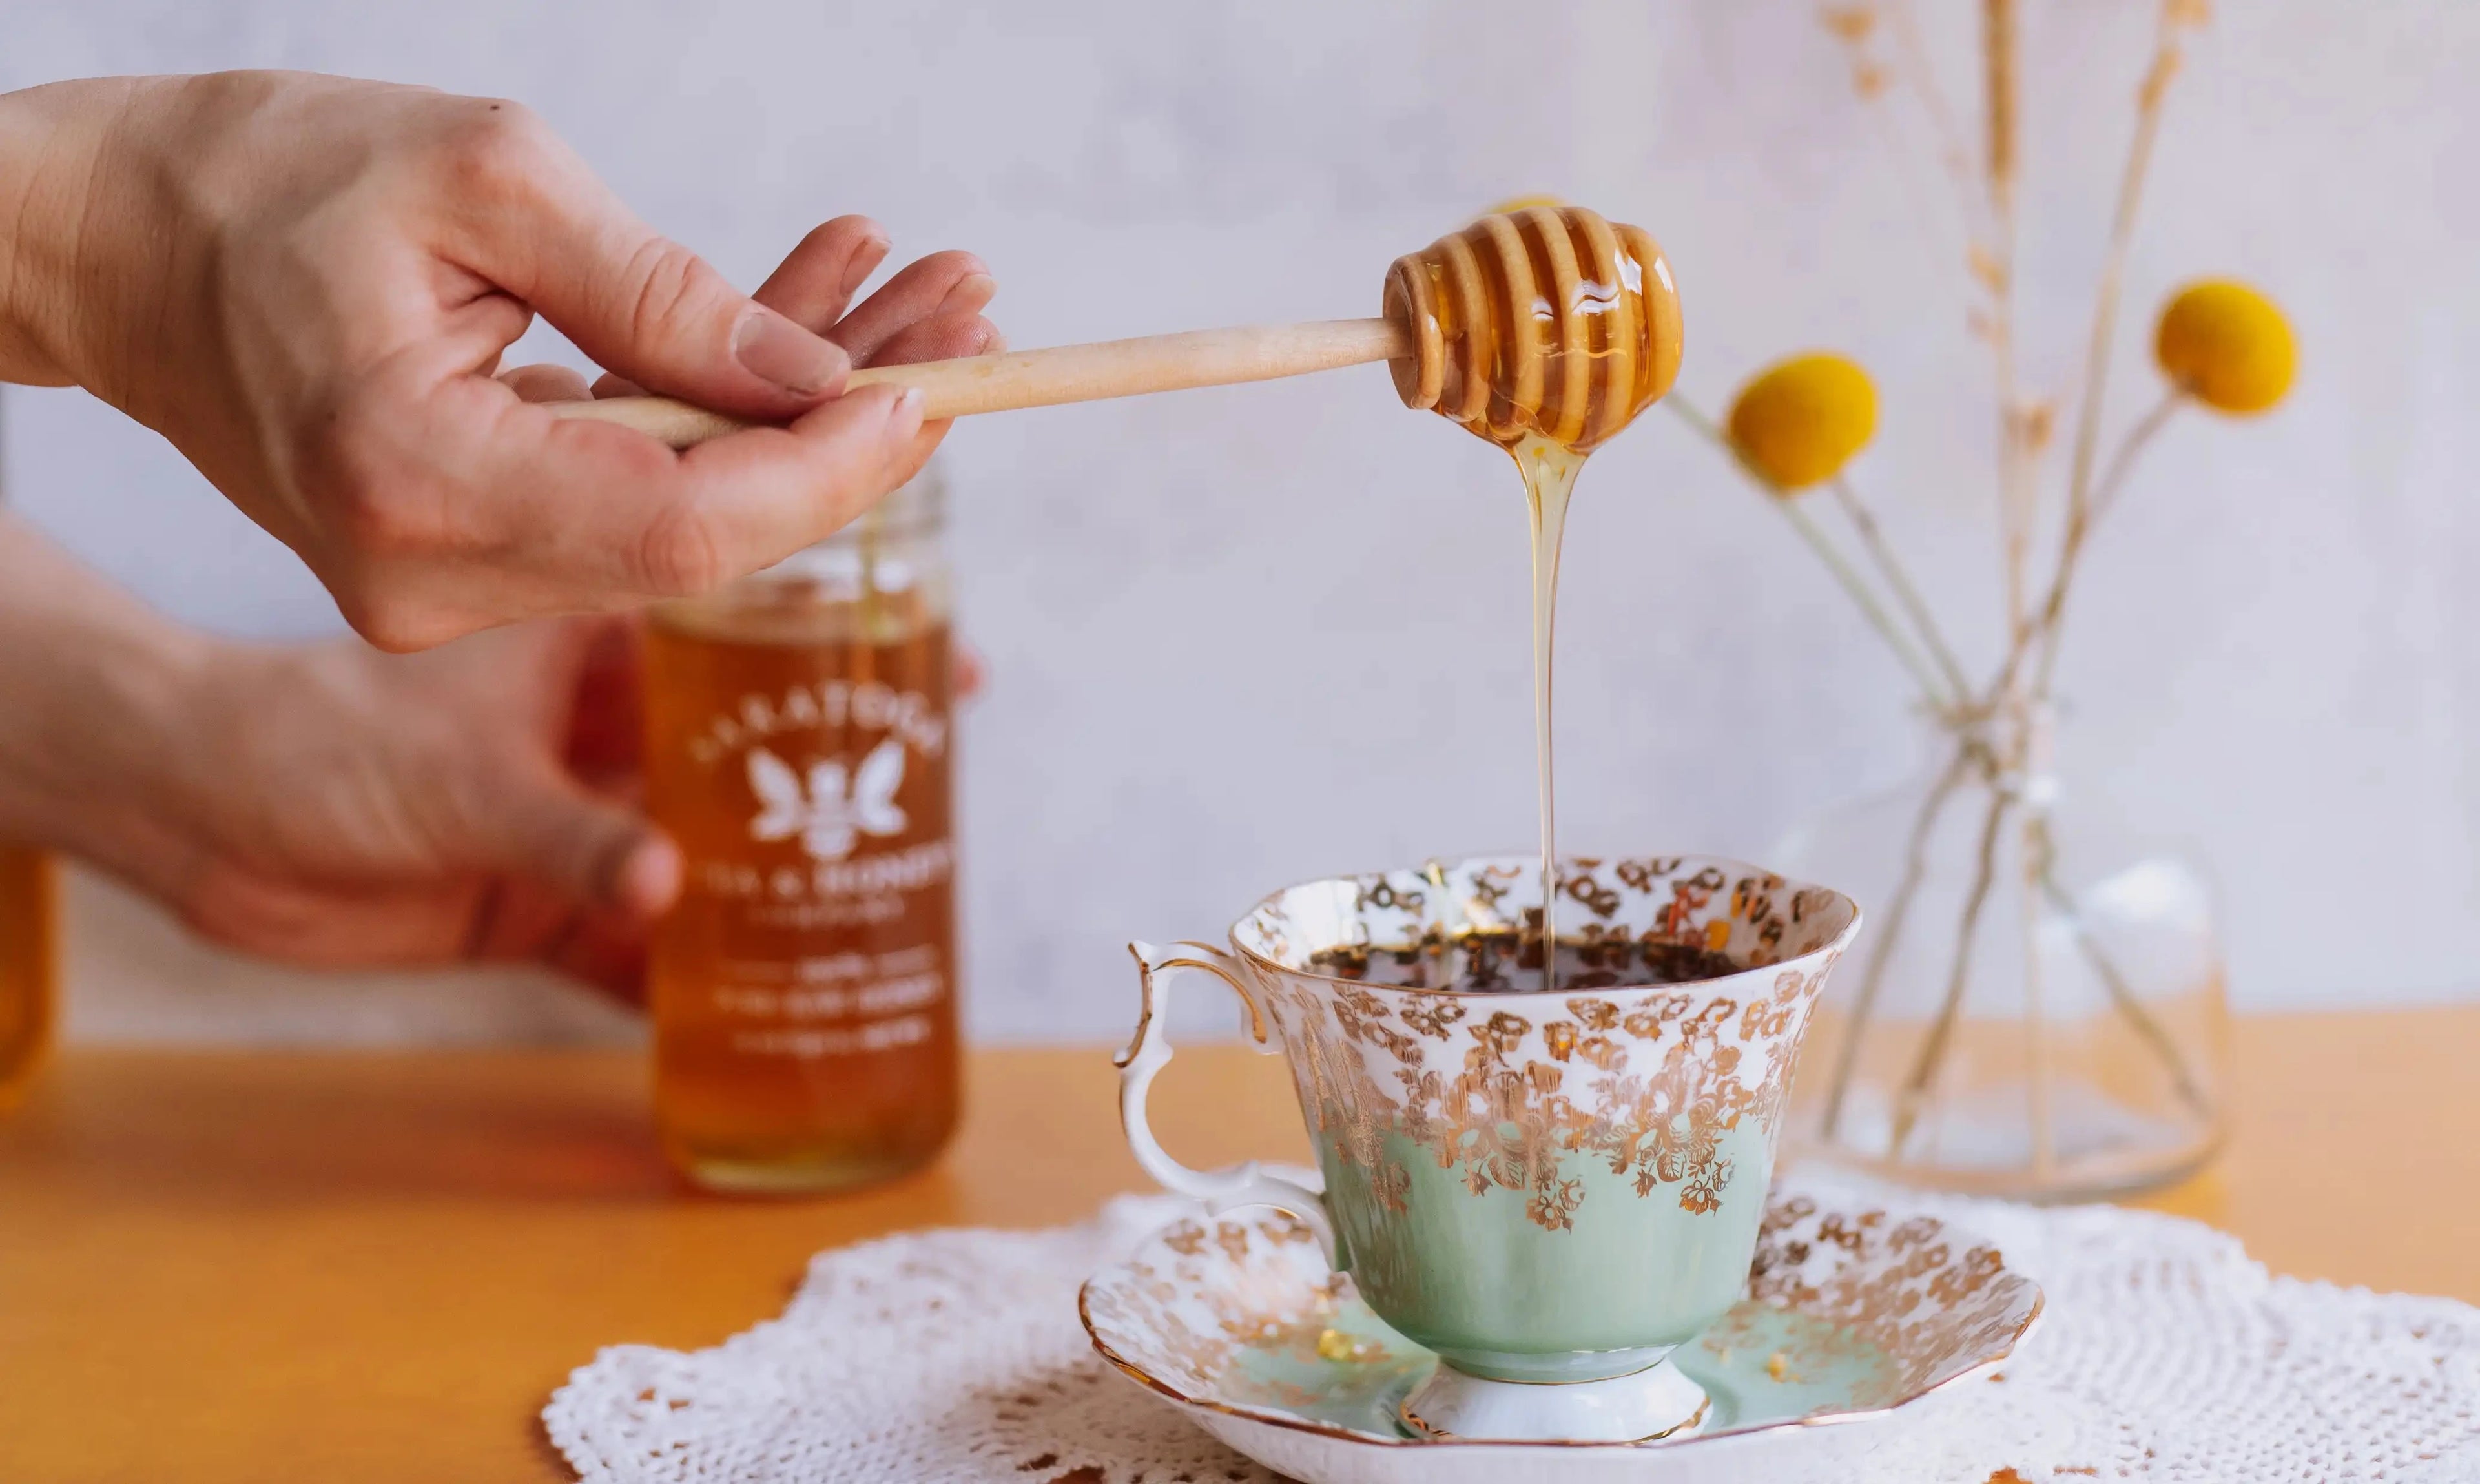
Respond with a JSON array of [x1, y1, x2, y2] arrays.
[[2, 1006, 2475, 1483]]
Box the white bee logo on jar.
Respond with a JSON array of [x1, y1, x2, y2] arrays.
[[745, 739, 909, 861]]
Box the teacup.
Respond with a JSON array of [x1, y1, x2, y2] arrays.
[[1115, 854, 1860, 1443]]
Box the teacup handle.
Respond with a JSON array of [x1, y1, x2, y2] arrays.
[[1117, 940, 1337, 1268]]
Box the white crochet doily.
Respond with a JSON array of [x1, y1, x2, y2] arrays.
[[545, 1175, 2480, 1482]]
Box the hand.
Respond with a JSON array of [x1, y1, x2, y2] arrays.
[[0, 200, 995, 997], [0, 72, 998, 650], [0, 498, 671, 994], [147, 619, 674, 998]]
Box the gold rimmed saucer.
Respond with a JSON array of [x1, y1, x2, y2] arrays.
[[1078, 1185, 2043, 1483]]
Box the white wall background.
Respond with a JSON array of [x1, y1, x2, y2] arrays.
[[4, 0, 2475, 1045]]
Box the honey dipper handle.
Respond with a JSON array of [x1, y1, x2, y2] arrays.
[[550, 316, 1414, 449]]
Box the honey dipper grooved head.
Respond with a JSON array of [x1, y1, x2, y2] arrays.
[[1382, 205, 1683, 454]]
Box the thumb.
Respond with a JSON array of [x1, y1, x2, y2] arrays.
[[473, 766, 681, 919], [451, 118, 849, 420]]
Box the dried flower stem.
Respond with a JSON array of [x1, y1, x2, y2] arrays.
[[1668, 398, 1957, 710], [1832, 3, 1968, 256], [2014, 810, 2055, 1180], [1861, 83, 1953, 262], [2031, 391, 2184, 696], [2036, 857, 2213, 1117], [1830, 475, 1974, 700], [2085, 391, 2186, 531], [1979, 0, 2036, 663], [1889, 781, 2013, 1157], [1886, 0, 1990, 235], [2034, 1, 2186, 702], [1818, 739, 1976, 1140], [1782, 500, 1959, 706], [1981, 0, 2017, 211]]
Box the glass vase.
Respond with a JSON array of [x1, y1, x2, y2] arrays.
[[1776, 701, 2228, 1201]]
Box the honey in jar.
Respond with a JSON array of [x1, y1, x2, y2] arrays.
[[640, 469, 959, 1192], [0, 841, 56, 1111]]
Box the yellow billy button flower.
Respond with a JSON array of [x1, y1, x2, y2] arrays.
[[1726, 353, 1879, 491], [2154, 279, 2296, 415]]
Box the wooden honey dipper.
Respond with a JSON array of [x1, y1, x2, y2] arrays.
[[552, 205, 1681, 452]]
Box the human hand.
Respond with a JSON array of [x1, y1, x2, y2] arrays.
[[0, 71, 998, 650], [122, 618, 672, 997], [0, 500, 668, 995]]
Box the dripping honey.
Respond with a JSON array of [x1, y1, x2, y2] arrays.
[[641, 501, 959, 1193], [1391, 205, 1681, 988]]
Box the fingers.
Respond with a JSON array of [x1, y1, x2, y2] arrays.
[[351, 107, 1004, 641], [664, 382, 930, 559], [866, 309, 1004, 371], [320, 337, 935, 644], [610, 832, 683, 918], [831, 250, 993, 366], [473, 762, 681, 918], [499, 363, 592, 403], [454, 877, 649, 1003], [752, 215, 891, 331], [457, 769, 671, 1001], [585, 250, 997, 397], [860, 310, 1002, 477], [488, 380, 928, 610], [445, 104, 849, 420]]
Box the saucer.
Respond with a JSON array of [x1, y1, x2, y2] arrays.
[[1079, 1187, 2043, 1483]]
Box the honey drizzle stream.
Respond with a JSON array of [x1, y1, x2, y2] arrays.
[[1515, 433, 1586, 991], [1389, 204, 1680, 994]]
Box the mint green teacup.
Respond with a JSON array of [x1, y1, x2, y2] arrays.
[[1116, 854, 1859, 1444]]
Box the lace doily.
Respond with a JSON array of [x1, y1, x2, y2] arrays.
[[544, 1176, 2480, 1482]]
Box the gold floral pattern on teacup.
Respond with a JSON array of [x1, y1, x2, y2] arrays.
[[1262, 964, 1834, 1230], [1232, 856, 1857, 1233]]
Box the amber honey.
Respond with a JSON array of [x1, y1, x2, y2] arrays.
[[1388, 206, 1683, 987], [640, 487, 959, 1193], [0, 841, 56, 1111]]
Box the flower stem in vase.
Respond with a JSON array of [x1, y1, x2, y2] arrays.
[[1888, 779, 2015, 1160], [2036, 854, 2213, 1118], [1818, 739, 1975, 1141], [2014, 807, 2056, 1184]]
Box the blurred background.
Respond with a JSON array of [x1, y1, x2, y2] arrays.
[[2, 0, 2472, 1046]]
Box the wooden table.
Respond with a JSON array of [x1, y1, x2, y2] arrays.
[[2, 1007, 2475, 1482]]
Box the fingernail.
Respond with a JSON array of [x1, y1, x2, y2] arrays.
[[939, 273, 998, 314], [613, 835, 682, 916], [886, 386, 925, 442], [843, 236, 891, 294], [733, 306, 848, 397]]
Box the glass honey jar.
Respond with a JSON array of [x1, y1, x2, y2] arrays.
[[639, 468, 960, 1193], [0, 393, 59, 1112], [0, 841, 56, 1112]]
